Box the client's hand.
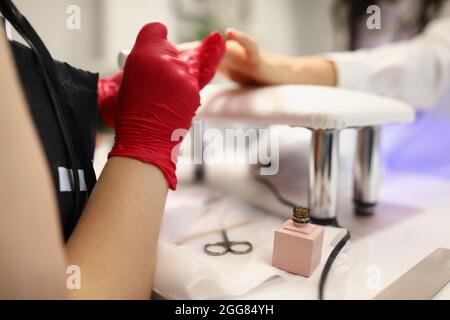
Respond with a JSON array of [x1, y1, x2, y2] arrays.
[[97, 30, 224, 128], [108, 22, 225, 189], [220, 28, 337, 86]]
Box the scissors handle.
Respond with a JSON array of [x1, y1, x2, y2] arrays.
[[228, 241, 253, 255], [203, 242, 229, 256]]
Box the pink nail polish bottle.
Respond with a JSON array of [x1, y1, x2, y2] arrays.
[[272, 207, 324, 277]]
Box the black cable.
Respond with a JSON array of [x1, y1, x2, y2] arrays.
[[256, 177, 351, 300], [256, 177, 299, 208], [318, 228, 351, 300]]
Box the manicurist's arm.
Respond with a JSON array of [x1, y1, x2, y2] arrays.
[[66, 158, 168, 299], [66, 24, 224, 299], [0, 31, 67, 299], [0, 23, 224, 299]]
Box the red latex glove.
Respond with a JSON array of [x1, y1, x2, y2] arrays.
[[98, 71, 123, 128], [108, 22, 225, 190], [97, 30, 224, 129]]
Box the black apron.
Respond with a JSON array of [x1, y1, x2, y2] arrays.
[[1, 1, 98, 240]]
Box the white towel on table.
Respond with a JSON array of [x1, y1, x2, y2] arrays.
[[154, 187, 349, 299]]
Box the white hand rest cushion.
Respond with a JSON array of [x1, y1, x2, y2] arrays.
[[198, 84, 415, 130]]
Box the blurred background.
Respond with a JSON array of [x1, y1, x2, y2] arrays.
[[10, 0, 336, 76]]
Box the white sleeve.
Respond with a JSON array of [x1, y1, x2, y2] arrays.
[[327, 17, 450, 109]]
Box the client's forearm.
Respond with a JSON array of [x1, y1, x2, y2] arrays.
[[294, 56, 338, 86], [66, 157, 168, 299], [264, 53, 337, 86]]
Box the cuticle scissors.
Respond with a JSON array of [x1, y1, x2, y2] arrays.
[[204, 229, 253, 256]]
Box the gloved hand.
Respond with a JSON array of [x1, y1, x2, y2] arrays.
[[108, 22, 225, 190], [97, 29, 224, 129]]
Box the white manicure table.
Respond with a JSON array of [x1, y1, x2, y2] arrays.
[[196, 84, 415, 221], [94, 83, 450, 300]]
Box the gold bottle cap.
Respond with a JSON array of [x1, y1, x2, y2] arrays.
[[292, 206, 310, 224]]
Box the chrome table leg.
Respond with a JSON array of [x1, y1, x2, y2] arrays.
[[309, 129, 340, 222], [353, 126, 381, 215]]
